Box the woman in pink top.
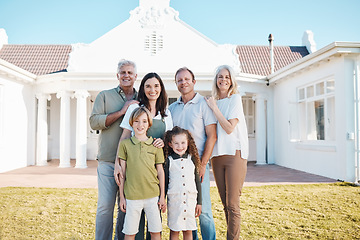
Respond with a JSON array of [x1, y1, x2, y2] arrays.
[[205, 65, 249, 240]]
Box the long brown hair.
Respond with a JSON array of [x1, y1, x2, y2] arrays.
[[164, 126, 201, 171], [138, 72, 168, 118]]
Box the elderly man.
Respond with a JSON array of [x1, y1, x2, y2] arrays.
[[90, 59, 138, 240]]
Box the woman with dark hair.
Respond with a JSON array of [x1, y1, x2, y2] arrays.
[[115, 72, 173, 240]]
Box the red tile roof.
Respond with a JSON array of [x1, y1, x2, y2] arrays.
[[0, 45, 72, 75], [237, 46, 309, 76], [0, 44, 309, 76]]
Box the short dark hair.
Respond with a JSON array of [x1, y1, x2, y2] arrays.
[[174, 67, 195, 81]]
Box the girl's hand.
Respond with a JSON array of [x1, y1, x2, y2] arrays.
[[204, 96, 217, 111], [114, 160, 123, 186], [158, 197, 166, 213], [195, 204, 202, 217], [120, 197, 126, 213], [153, 138, 164, 148]]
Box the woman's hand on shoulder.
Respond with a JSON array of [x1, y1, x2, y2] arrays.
[[204, 96, 217, 111], [153, 138, 164, 148]]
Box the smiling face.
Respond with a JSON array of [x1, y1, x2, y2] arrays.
[[144, 77, 161, 102], [175, 69, 196, 97], [117, 64, 137, 89], [132, 112, 149, 137], [169, 133, 188, 157], [216, 68, 232, 94]]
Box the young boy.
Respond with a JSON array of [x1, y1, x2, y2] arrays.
[[118, 106, 166, 240]]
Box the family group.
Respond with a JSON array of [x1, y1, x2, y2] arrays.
[[89, 59, 249, 240]]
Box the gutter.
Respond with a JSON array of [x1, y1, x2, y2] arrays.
[[355, 57, 360, 184]]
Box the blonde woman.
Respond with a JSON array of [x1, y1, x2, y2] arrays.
[[205, 65, 249, 240]]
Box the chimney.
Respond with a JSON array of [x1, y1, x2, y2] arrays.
[[0, 28, 8, 50], [268, 34, 274, 74]]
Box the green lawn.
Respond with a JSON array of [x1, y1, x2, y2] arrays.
[[0, 183, 359, 239]]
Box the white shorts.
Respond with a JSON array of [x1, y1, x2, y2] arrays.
[[122, 197, 162, 235]]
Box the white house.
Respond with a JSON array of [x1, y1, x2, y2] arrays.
[[0, 0, 359, 183]]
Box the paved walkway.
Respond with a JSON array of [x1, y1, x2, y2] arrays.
[[0, 160, 337, 188]]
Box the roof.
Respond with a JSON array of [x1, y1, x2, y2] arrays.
[[237, 46, 309, 76], [0, 45, 72, 75], [0, 44, 309, 77]]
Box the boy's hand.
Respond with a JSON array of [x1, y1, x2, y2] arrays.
[[158, 197, 166, 213], [120, 197, 126, 213], [195, 204, 202, 217]]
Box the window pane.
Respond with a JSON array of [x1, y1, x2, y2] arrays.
[[299, 88, 305, 100], [316, 82, 324, 96], [307, 85, 314, 98], [326, 97, 336, 140], [299, 102, 306, 140], [327, 79, 335, 93], [307, 100, 324, 140]]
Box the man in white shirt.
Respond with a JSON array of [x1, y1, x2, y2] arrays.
[[168, 67, 217, 240]]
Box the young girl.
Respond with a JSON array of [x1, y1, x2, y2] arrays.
[[118, 107, 166, 240], [164, 126, 202, 240]]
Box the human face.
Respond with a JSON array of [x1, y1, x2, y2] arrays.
[[117, 65, 137, 89], [216, 68, 232, 94], [144, 77, 161, 102], [169, 133, 188, 157], [132, 112, 149, 137], [175, 70, 196, 96]]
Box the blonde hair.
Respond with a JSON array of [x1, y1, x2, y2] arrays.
[[129, 106, 153, 128], [212, 65, 239, 99], [164, 126, 201, 172]]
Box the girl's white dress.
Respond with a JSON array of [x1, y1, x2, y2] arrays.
[[167, 154, 198, 231]]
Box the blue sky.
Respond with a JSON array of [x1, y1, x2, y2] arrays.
[[0, 0, 359, 50]]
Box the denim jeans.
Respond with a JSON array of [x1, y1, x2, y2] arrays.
[[95, 161, 120, 240], [192, 163, 216, 240]]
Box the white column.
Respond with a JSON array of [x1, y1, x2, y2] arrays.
[[253, 94, 267, 165], [73, 90, 90, 168], [56, 91, 72, 168], [35, 93, 51, 166]]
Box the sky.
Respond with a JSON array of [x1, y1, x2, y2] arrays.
[[0, 0, 359, 50]]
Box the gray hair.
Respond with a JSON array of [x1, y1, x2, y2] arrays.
[[117, 59, 137, 74]]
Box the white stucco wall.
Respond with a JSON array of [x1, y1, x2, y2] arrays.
[[0, 77, 35, 172], [273, 55, 352, 181]]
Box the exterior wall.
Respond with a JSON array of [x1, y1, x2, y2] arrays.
[[0, 77, 35, 172], [273, 55, 350, 180]]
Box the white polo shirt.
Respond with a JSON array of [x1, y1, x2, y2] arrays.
[[169, 93, 216, 158]]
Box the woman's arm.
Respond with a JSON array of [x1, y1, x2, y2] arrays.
[[114, 129, 132, 186], [119, 159, 127, 213], [205, 96, 239, 134]]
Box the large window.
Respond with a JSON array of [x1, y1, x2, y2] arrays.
[[298, 79, 335, 141]]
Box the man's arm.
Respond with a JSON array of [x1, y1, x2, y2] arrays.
[[199, 123, 217, 182]]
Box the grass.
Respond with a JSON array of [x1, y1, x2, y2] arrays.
[[0, 183, 359, 239]]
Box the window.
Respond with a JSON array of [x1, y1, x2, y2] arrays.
[[242, 96, 255, 137], [297, 79, 335, 141]]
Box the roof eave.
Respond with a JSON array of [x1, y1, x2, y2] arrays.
[[268, 42, 360, 83], [0, 58, 36, 84]]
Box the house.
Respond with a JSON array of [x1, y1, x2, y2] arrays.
[[0, 0, 359, 183]]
